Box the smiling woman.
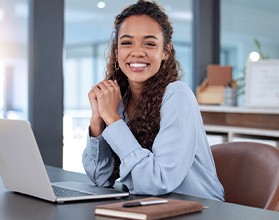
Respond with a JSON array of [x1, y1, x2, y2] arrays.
[[63, 0, 192, 172], [82, 0, 224, 201], [117, 15, 169, 87]]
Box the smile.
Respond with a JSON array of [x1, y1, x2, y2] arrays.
[[129, 63, 148, 68]]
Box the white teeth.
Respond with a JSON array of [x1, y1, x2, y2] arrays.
[[130, 63, 147, 68]]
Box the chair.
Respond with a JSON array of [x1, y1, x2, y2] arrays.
[[211, 141, 279, 211]]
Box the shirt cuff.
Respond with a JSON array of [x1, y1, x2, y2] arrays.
[[86, 128, 111, 161], [102, 119, 141, 160]]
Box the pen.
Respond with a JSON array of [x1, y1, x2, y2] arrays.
[[122, 199, 168, 207]]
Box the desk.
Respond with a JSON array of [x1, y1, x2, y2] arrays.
[[0, 166, 278, 220]]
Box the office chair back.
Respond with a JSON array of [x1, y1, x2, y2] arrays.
[[211, 141, 279, 211]]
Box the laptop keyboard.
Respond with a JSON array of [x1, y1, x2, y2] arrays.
[[52, 185, 95, 198]]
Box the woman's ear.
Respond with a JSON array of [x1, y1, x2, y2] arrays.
[[163, 43, 172, 60]]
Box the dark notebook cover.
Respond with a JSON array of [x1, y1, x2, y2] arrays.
[[95, 197, 204, 220]]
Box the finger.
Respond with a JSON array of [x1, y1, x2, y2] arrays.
[[92, 85, 104, 97], [97, 82, 110, 93], [88, 87, 97, 99], [108, 80, 118, 89], [100, 80, 117, 94], [109, 80, 122, 99], [102, 80, 115, 91], [88, 92, 96, 100]]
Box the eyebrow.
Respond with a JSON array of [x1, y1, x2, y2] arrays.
[[119, 34, 159, 41]]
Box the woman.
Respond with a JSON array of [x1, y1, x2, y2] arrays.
[[83, 0, 224, 201]]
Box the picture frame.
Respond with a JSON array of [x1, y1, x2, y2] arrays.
[[245, 60, 279, 108]]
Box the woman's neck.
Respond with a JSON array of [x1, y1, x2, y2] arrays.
[[129, 82, 143, 100], [127, 83, 142, 120]]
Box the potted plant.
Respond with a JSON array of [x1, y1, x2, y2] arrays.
[[224, 80, 238, 106]]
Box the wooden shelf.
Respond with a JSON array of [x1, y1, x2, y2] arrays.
[[200, 105, 279, 147], [204, 125, 279, 138], [199, 105, 279, 114]]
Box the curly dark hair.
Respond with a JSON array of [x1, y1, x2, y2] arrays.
[[106, 0, 183, 178]]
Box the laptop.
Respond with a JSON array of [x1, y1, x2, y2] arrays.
[[0, 119, 129, 203]]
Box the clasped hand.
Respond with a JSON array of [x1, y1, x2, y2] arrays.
[[88, 79, 122, 126]]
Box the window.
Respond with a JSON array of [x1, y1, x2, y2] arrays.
[[0, 0, 28, 119], [220, 0, 279, 105]]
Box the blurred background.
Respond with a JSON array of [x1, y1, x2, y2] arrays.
[[0, 0, 278, 173]]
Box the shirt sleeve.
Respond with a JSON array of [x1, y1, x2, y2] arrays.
[[82, 127, 115, 187], [102, 82, 200, 195]]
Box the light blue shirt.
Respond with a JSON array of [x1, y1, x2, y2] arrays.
[[82, 81, 224, 201]]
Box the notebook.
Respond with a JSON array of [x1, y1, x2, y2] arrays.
[[95, 197, 205, 219], [0, 119, 129, 203]]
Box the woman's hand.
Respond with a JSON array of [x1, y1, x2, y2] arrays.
[[88, 85, 104, 137], [91, 80, 122, 126]]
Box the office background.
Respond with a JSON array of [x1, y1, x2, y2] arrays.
[[0, 0, 279, 172]]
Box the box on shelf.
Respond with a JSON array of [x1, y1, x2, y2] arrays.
[[207, 65, 232, 86], [196, 65, 233, 105], [196, 79, 224, 105]]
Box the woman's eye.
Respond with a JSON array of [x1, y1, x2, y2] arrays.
[[146, 42, 156, 47], [121, 41, 132, 46]]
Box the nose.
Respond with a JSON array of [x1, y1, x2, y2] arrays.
[[130, 47, 146, 57]]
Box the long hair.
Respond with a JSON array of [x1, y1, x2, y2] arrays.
[[106, 0, 183, 178]]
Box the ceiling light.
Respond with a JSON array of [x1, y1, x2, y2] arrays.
[[97, 2, 106, 9], [249, 51, 260, 62]]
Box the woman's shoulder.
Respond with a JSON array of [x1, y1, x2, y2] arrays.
[[162, 80, 199, 107], [165, 80, 194, 97], [162, 80, 200, 114]]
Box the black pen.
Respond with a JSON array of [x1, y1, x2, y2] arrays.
[[122, 199, 168, 207]]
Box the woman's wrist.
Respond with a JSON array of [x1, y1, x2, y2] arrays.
[[103, 115, 121, 126], [89, 116, 105, 137]]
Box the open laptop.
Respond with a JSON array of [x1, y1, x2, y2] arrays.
[[0, 119, 129, 203]]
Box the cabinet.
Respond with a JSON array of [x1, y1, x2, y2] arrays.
[[199, 105, 279, 147]]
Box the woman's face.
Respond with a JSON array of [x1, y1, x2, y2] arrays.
[[116, 15, 169, 89]]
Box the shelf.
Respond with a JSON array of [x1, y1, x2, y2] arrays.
[[200, 105, 279, 147], [204, 125, 279, 138], [199, 105, 279, 114]]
